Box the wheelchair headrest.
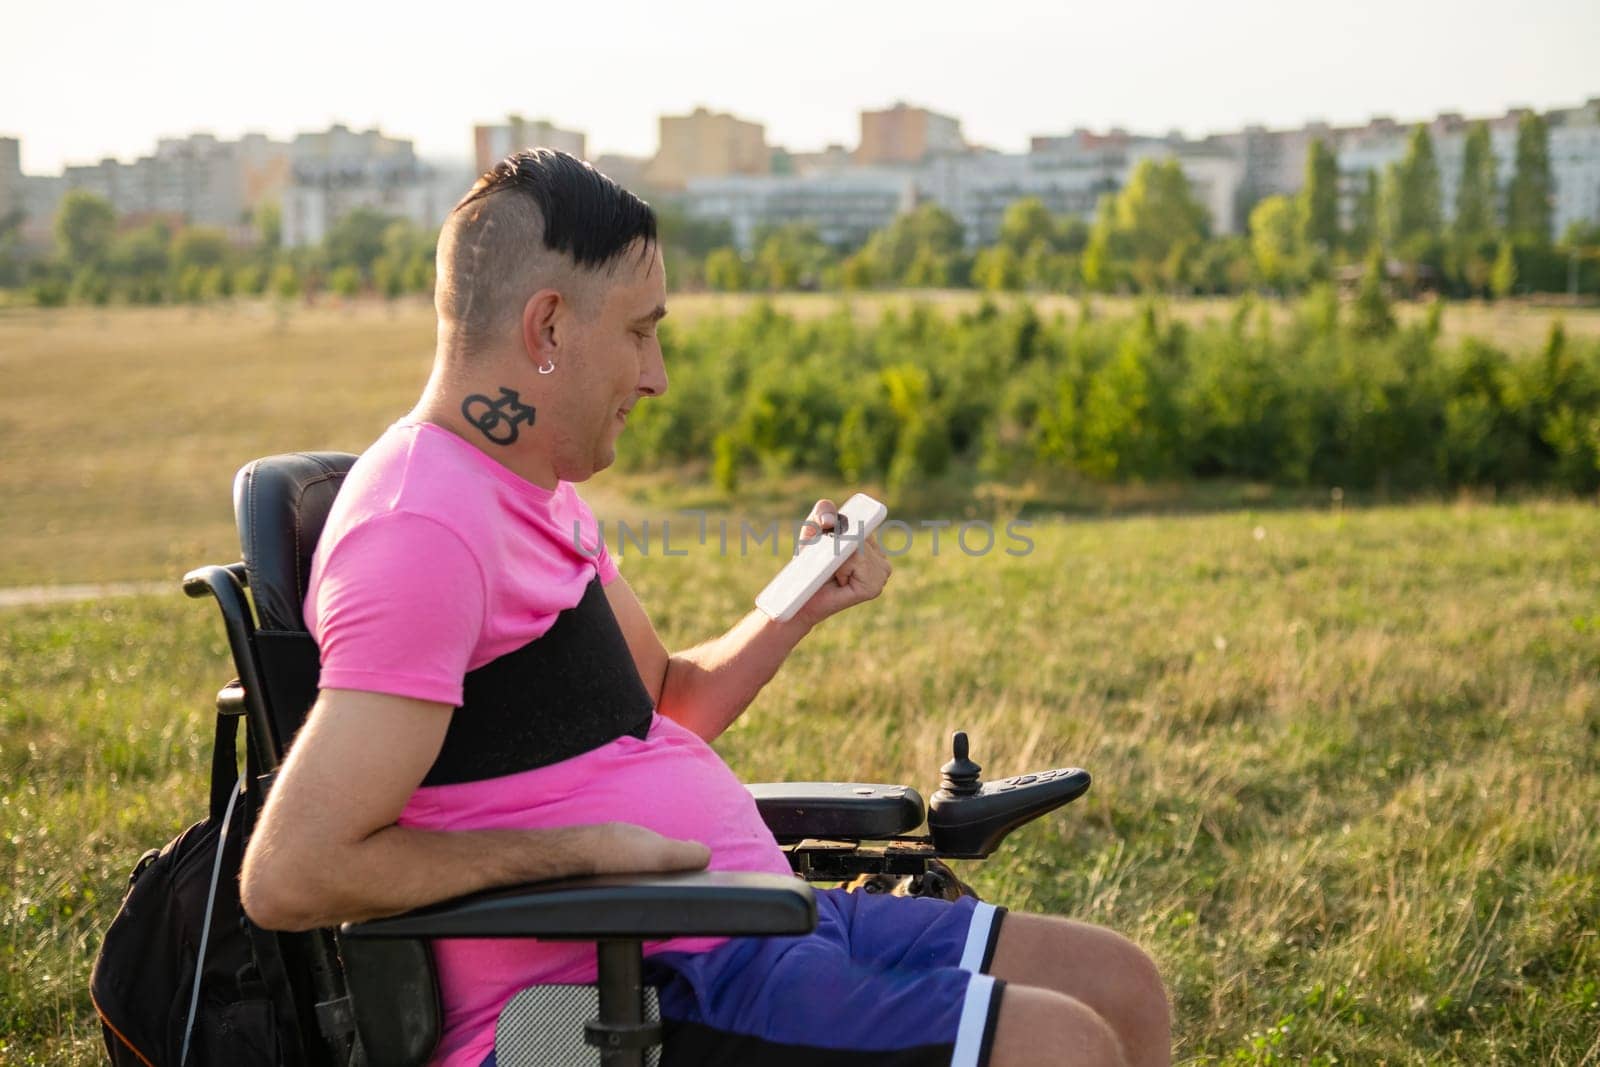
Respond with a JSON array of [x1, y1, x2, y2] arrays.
[[233, 452, 357, 632]]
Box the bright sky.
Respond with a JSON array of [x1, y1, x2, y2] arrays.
[[7, 0, 1598, 174]]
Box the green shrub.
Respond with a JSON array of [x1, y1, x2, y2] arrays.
[[610, 299, 1600, 495]]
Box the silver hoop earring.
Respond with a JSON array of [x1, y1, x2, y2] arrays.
[[537, 360, 556, 375]]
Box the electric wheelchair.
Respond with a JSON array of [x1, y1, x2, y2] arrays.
[[181, 451, 1092, 1066]]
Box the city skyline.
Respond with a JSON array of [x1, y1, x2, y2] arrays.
[[8, 90, 1600, 180], [7, 0, 1598, 173]]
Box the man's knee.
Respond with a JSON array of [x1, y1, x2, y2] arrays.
[[1078, 922, 1169, 1032], [991, 914, 1170, 1063], [989, 984, 1127, 1067]]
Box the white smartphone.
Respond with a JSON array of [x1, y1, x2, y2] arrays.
[[755, 493, 889, 622]]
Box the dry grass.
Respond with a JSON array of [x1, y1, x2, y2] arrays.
[[0, 301, 437, 586]]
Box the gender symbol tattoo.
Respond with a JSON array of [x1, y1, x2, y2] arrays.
[[462, 387, 537, 446]]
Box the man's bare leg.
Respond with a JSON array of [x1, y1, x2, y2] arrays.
[[988, 984, 1128, 1067], [988, 913, 1171, 1067]]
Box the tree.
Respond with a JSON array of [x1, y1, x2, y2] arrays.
[[71, 268, 111, 305], [254, 202, 282, 249], [177, 265, 207, 303], [1020, 238, 1069, 290], [704, 247, 748, 292], [840, 251, 875, 289], [108, 223, 171, 280], [971, 245, 1023, 291], [1453, 122, 1498, 245], [1393, 125, 1442, 246], [171, 227, 230, 271], [1055, 216, 1090, 255], [1089, 159, 1209, 292], [1450, 122, 1501, 296], [0, 211, 25, 288], [860, 203, 964, 285], [1564, 220, 1600, 248], [54, 190, 116, 269], [208, 265, 234, 300], [902, 243, 951, 288], [1250, 196, 1301, 290], [325, 207, 395, 276], [997, 198, 1055, 255], [234, 263, 267, 296], [1350, 244, 1395, 338], [752, 223, 830, 290], [374, 256, 405, 301], [330, 265, 362, 298], [1297, 139, 1341, 254], [655, 204, 734, 258], [1081, 193, 1120, 291], [271, 262, 301, 302], [1506, 112, 1553, 245], [404, 251, 434, 295], [1347, 170, 1382, 254], [1192, 236, 1253, 294], [1490, 240, 1517, 299]]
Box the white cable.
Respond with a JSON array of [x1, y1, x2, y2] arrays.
[[180, 771, 244, 1066]]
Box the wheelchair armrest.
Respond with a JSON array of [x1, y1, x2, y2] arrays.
[[747, 782, 926, 843], [340, 870, 815, 941]]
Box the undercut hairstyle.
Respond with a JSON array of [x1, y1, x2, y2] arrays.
[[435, 149, 656, 353]]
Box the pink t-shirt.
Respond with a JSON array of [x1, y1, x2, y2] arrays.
[[304, 420, 791, 1067]]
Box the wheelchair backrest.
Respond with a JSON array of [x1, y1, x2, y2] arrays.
[[229, 451, 440, 1067], [234, 451, 354, 634], [232, 453, 354, 756]]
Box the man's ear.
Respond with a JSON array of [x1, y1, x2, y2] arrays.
[[520, 288, 564, 363]]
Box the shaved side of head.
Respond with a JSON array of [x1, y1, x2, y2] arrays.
[[434, 150, 657, 359]]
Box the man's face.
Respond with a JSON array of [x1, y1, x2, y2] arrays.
[[551, 241, 668, 480]]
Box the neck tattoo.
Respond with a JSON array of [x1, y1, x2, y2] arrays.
[[462, 387, 537, 446]]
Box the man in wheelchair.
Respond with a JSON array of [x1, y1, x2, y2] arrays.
[[238, 150, 1169, 1067]]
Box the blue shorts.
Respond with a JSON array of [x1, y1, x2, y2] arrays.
[[647, 887, 1008, 1066]]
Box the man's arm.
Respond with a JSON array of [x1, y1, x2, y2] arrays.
[[608, 579, 812, 741], [240, 687, 709, 932], [605, 499, 892, 742]]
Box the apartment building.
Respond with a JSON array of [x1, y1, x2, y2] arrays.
[[1548, 100, 1600, 237], [279, 125, 471, 247], [683, 135, 1244, 252], [472, 116, 586, 175], [0, 138, 62, 246], [60, 133, 290, 237], [857, 102, 964, 165], [647, 107, 769, 190], [919, 149, 1111, 246], [682, 169, 915, 250], [0, 138, 26, 223]]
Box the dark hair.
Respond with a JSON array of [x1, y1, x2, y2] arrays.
[[454, 149, 656, 272]]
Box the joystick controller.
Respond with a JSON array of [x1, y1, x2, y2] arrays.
[[938, 732, 983, 797], [926, 731, 1092, 858]]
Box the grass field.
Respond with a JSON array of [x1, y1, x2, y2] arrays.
[[3, 302, 1599, 1064]]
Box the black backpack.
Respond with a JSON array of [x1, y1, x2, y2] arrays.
[[91, 710, 311, 1067]]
